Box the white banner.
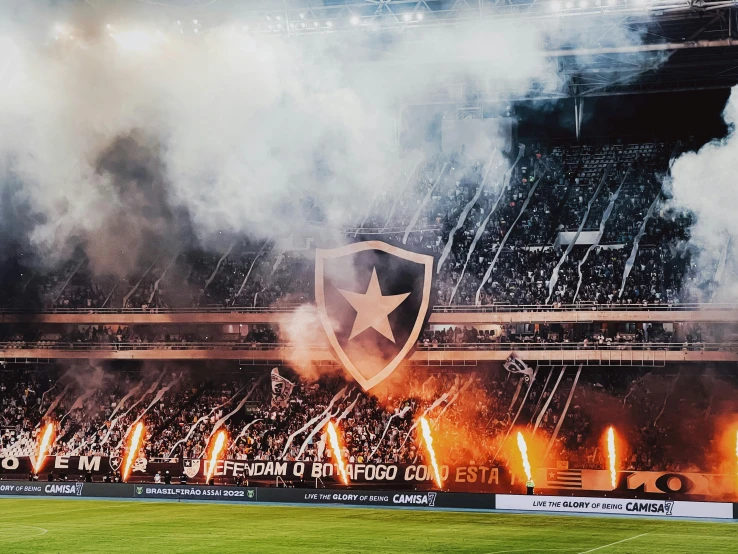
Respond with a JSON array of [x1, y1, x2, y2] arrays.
[[496, 494, 734, 519], [271, 368, 294, 408]]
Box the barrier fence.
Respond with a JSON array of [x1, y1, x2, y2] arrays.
[[0, 482, 736, 519]]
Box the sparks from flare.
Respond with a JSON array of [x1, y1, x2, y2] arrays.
[[326, 421, 349, 485], [419, 417, 443, 489], [607, 426, 618, 489], [205, 430, 227, 484], [34, 422, 55, 474], [123, 421, 145, 482], [516, 432, 532, 481]]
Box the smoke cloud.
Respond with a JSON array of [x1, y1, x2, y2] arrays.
[[668, 86, 738, 300], [0, 2, 652, 277]]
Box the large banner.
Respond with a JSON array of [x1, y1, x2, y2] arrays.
[[0, 455, 113, 476], [187, 459, 507, 492], [534, 468, 736, 498], [1, 456, 509, 492]]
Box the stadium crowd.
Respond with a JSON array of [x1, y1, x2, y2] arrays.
[[0, 363, 729, 478], [0, 140, 705, 312]]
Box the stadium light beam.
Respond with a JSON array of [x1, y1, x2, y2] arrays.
[[419, 417, 443, 489], [123, 421, 145, 482], [326, 421, 349, 485], [34, 422, 55, 475]]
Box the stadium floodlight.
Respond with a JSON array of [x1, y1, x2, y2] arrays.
[[416, 13, 424, 21], [299, 13, 305, 19], [403, 13, 412, 22], [193, 19, 198, 25], [193, 28, 199, 34], [350, 16, 360, 25], [313, 21, 319, 27], [326, 21, 333, 28]]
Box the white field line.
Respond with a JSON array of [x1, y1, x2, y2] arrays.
[[577, 532, 649, 553]]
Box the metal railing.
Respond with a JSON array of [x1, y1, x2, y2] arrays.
[[0, 306, 301, 315], [432, 303, 738, 313], [1, 302, 737, 315], [0, 341, 735, 353]]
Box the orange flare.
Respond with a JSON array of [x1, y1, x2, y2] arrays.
[[122, 421, 145, 482], [34, 422, 55, 474], [516, 432, 532, 481], [607, 426, 617, 489], [326, 421, 349, 485], [419, 417, 443, 489], [205, 430, 227, 483]]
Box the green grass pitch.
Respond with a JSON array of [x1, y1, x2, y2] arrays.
[[0, 498, 736, 553]]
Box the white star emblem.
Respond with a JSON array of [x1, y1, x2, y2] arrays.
[[338, 267, 410, 343]]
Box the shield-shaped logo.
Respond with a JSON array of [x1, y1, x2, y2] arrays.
[[184, 459, 201, 479], [315, 241, 433, 390]]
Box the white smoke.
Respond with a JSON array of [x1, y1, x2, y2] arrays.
[[0, 3, 651, 274], [668, 85, 738, 300]]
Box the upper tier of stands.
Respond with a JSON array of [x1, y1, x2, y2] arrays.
[[0, 139, 709, 312]]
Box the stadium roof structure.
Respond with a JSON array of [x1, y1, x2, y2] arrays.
[[81, 1, 738, 99]]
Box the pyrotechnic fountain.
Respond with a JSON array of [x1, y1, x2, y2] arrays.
[[419, 416, 443, 489]]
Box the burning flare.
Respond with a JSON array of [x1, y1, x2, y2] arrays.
[[607, 426, 618, 489], [419, 417, 443, 489], [326, 421, 349, 485], [516, 432, 532, 481], [123, 421, 145, 482], [34, 422, 55, 474], [205, 430, 227, 484]]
